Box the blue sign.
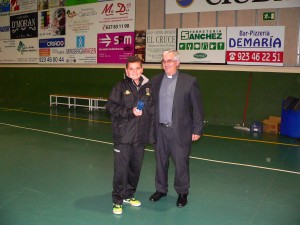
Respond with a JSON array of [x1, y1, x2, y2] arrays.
[[76, 36, 85, 48], [39, 38, 65, 48], [0, 0, 10, 13]]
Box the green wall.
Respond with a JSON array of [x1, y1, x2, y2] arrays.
[[0, 67, 299, 126]]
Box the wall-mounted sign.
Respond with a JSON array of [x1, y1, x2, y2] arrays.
[[97, 32, 134, 63], [177, 27, 226, 64], [0, 13, 10, 40], [0, 38, 38, 63], [263, 12, 275, 21], [10, 0, 37, 14], [226, 26, 285, 66], [146, 29, 176, 63], [0, 0, 10, 13], [10, 12, 38, 39], [166, 0, 300, 14]]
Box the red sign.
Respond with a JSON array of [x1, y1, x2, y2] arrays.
[[226, 51, 283, 64]]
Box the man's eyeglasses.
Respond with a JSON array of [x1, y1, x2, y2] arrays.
[[161, 59, 176, 64]]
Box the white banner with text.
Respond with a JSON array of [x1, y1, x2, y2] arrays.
[[166, 0, 300, 14], [226, 26, 285, 66]]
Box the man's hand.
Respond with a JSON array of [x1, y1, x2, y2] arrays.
[[192, 134, 201, 141]]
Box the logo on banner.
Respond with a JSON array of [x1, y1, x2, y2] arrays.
[[179, 42, 224, 50], [176, 0, 194, 8], [39, 38, 65, 48], [193, 53, 207, 59], [76, 36, 85, 48], [101, 2, 132, 16], [0, 26, 9, 32], [0, 0, 10, 12], [67, 10, 77, 18], [10, 12, 38, 39], [17, 41, 26, 54]]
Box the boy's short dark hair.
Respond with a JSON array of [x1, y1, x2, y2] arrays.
[[126, 55, 142, 68]]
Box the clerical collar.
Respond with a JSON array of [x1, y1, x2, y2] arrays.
[[165, 71, 178, 79]]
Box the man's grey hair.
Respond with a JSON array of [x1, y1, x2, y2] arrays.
[[162, 49, 180, 62]]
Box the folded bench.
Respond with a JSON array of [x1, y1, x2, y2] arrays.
[[50, 94, 107, 111]]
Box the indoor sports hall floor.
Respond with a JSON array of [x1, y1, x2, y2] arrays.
[[0, 105, 299, 225]]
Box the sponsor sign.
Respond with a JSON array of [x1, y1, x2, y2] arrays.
[[0, 40, 16, 63], [64, 2, 99, 63], [97, 32, 134, 63], [177, 27, 226, 63], [0, 0, 10, 13], [166, 0, 300, 14], [66, 0, 114, 7], [38, 0, 66, 10], [10, 0, 37, 14], [10, 12, 38, 39], [39, 37, 66, 63], [38, 8, 66, 38], [0, 38, 38, 63], [135, 30, 145, 62], [98, 0, 135, 33], [0, 13, 10, 39], [66, 0, 96, 6], [39, 37, 65, 48], [226, 26, 285, 66], [145, 29, 176, 63]]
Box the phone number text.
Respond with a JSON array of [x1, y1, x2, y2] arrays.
[[103, 24, 130, 30], [226, 51, 283, 63], [39, 56, 65, 63]]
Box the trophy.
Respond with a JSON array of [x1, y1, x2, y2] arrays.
[[136, 100, 144, 112]]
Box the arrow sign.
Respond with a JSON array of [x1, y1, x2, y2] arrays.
[[98, 34, 111, 47]]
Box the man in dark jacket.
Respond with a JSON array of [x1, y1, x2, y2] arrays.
[[149, 49, 204, 207], [106, 56, 153, 215]]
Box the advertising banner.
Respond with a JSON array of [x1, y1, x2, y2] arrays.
[[97, 32, 134, 63], [226, 26, 285, 66], [98, 0, 135, 33], [66, 0, 115, 7], [177, 27, 226, 64], [39, 37, 66, 63], [66, 0, 96, 7], [0, 40, 16, 63], [0, 38, 38, 63], [15, 37, 38, 63], [38, 7, 66, 63], [10, 12, 38, 39], [38, 0, 66, 10], [96, 0, 135, 64], [145, 29, 176, 63], [10, 0, 37, 14], [64, 2, 99, 63], [135, 30, 145, 62], [166, 0, 300, 14], [38, 7, 66, 38], [0, 0, 10, 13], [0, 13, 10, 39]]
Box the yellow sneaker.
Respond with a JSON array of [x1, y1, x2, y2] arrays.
[[123, 198, 141, 207], [112, 204, 123, 215]]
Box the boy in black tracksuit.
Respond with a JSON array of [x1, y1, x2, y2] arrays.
[[106, 56, 153, 215]]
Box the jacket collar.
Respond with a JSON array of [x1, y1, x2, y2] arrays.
[[125, 74, 149, 87]]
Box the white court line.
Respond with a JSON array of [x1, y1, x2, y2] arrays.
[[189, 156, 300, 175], [0, 122, 113, 146], [1, 122, 300, 176]]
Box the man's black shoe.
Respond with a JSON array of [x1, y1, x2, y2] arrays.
[[149, 191, 167, 202], [176, 194, 188, 207]]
